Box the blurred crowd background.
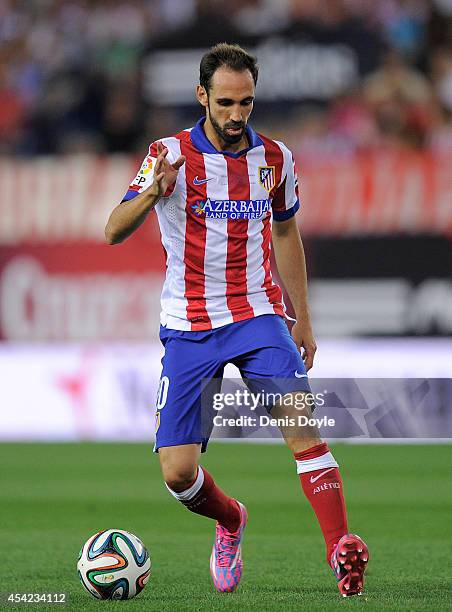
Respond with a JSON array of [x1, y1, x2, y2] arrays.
[[2, 0, 452, 158]]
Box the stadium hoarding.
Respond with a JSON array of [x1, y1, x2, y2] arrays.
[[0, 155, 134, 244], [1, 257, 451, 340], [1, 153, 451, 243], [142, 13, 385, 106], [0, 153, 451, 341], [143, 40, 359, 105], [0, 254, 163, 341], [0, 339, 451, 442], [0, 343, 162, 441]]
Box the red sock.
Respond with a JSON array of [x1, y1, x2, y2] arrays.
[[294, 442, 348, 562], [166, 467, 241, 532]]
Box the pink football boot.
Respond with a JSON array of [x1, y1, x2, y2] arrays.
[[330, 533, 369, 597], [210, 501, 247, 593]]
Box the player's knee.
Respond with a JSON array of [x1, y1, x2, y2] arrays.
[[163, 467, 198, 492], [295, 401, 314, 419]]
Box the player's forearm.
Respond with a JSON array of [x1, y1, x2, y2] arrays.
[[105, 190, 160, 244], [272, 223, 312, 325]]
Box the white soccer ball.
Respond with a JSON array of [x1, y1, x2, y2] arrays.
[[77, 529, 151, 600]]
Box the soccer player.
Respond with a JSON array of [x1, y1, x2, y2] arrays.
[[105, 43, 369, 597]]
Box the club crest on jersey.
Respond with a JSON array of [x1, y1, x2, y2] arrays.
[[258, 166, 275, 192]]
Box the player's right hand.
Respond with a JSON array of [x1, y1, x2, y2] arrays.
[[149, 142, 186, 198]]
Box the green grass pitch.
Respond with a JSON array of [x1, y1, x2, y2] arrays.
[[1, 442, 451, 611]]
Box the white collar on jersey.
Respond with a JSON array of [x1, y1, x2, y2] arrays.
[[190, 117, 264, 158]]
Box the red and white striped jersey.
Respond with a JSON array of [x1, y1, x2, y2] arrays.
[[122, 118, 300, 331]]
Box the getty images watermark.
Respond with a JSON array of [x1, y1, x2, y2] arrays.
[[200, 378, 452, 439], [210, 388, 335, 430]]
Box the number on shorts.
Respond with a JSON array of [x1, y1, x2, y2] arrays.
[[156, 376, 170, 410]]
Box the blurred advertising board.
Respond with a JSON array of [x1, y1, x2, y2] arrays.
[[144, 31, 382, 105], [0, 340, 451, 442], [0, 153, 451, 341], [1, 153, 451, 243]]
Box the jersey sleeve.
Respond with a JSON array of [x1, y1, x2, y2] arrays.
[[271, 145, 300, 222], [121, 141, 177, 203], [121, 143, 157, 203]]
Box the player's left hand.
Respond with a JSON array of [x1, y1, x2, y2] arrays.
[[291, 321, 317, 371]]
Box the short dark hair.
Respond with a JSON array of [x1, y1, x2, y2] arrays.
[[199, 43, 258, 93]]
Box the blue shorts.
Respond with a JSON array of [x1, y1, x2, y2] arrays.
[[154, 314, 310, 452]]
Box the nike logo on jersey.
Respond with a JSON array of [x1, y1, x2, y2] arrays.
[[193, 176, 213, 185], [310, 468, 335, 483], [294, 371, 307, 378]]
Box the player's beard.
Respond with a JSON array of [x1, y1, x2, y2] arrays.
[[208, 108, 246, 145]]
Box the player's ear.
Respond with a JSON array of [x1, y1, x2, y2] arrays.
[[196, 85, 208, 108]]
